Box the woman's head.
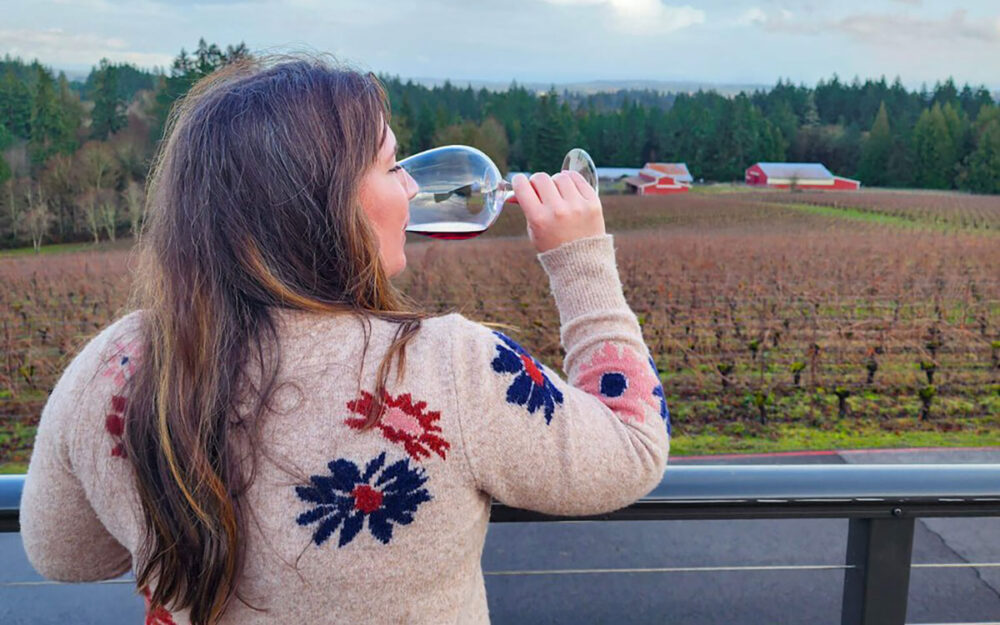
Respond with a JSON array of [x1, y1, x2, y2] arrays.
[[127, 55, 427, 625], [147, 55, 415, 306]]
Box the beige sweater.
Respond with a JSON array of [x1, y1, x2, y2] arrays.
[[20, 234, 670, 624]]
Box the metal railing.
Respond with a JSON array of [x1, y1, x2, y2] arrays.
[[3, 464, 1000, 625]]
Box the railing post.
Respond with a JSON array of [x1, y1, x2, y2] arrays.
[[841, 515, 915, 625]]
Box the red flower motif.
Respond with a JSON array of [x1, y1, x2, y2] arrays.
[[100, 339, 141, 459], [141, 587, 178, 625], [352, 484, 384, 513], [110, 395, 127, 413], [105, 394, 128, 459], [345, 391, 450, 462]]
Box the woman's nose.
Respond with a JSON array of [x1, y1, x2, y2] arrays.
[[404, 169, 419, 200]]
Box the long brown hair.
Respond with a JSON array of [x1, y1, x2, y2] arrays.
[[123, 54, 429, 624]]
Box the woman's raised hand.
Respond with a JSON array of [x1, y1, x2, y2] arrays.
[[512, 170, 606, 254]]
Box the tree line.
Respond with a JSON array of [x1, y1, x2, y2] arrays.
[[1, 40, 998, 250]]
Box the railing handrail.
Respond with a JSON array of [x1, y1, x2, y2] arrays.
[[4, 464, 1000, 625], [4, 464, 1000, 529]]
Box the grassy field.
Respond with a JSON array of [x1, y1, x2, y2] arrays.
[[1, 189, 998, 471]]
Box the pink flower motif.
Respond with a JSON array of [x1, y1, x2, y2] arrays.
[[573, 342, 660, 425], [101, 338, 142, 389]]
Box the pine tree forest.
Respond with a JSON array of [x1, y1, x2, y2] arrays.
[[1, 39, 998, 250]]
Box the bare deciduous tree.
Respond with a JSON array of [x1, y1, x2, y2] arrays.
[[76, 141, 119, 245], [40, 153, 79, 238], [123, 179, 145, 237], [24, 183, 53, 253], [99, 195, 118, 242], [6, 177, 24, 242], [81, 189, 101, 244]]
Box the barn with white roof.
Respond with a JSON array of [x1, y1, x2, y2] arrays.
[[623, 163, 692, 195], [745, 162, 860, 191]]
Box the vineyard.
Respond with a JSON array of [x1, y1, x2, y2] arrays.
[[743, 188, 1000, 230], [2, 190, 999, 468]]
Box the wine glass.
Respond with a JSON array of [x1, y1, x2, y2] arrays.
[[400, 146, 598, 239]]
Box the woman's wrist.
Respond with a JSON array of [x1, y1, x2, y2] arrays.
[[537, 234, 630, 323]]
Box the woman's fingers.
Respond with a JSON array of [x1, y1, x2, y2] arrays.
[[552, 172, 580, 203], [515, 169, 606, 254], [511, 173, 541, 220], [566, 169, 598, 201], [529, 172, 563, 207]]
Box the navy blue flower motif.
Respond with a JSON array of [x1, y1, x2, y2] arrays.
[[295, 452, 431, 548], [491, 331, 564, 425], [649, 357, 671, 435]]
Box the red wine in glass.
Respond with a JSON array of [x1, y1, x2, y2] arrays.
[[408, 222, 488, 240]]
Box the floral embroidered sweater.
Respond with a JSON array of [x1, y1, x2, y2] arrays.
[[20, 234, 670, 624]]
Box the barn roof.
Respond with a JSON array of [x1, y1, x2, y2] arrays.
[[623, 175, 653, 187], [644, 163, 693, 182], [753, 162, 833, 180], [596, 167, 641, 179]]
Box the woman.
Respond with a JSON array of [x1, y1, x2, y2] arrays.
[[20, 55, 670, 624]]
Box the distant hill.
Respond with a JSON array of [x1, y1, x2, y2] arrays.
[[402, 76, 769, 96]]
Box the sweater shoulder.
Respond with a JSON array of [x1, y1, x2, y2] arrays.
[[418, 311, 491, 336], [63, 310, 145, 397], [413, 312, 500, 354]]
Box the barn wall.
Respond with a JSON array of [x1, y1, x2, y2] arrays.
[[745, 165, 767, 185], [645, 186, 688, 195]]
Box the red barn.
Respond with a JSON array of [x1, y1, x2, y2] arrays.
[[745, 162, 860, 190], [624, 163, 691, 195]]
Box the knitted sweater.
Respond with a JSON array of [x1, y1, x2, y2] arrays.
[[20, 234, 670, 624]]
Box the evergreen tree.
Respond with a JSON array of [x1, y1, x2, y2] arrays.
[[803, 92, 821, 127], [0, 123, 12, 151], [0, 152, 10, 186], [958, 106, 1000, 194], [413, 104, 436, 153], [56, 72, 84, 149], [81, 62, 156, 103], [29, 65, 69, 166], [0, 67, 33, 138], [533, 89, 570, 171], [858, 102, 891, 186], [912, 105, 955, 189], [391, 94, 415, 156], [148, 40, 250, 144], [960, 122, 1000, 194], [90, 59, 127, 140], [931, 78, 959, 109]]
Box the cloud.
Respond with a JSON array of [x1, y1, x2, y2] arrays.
[[740, 7, 1000, 45], [736, 7, 767, 26], [834, 9, 1000, 44], [543, 0, 705, 34], [0, 28, 173, 70]]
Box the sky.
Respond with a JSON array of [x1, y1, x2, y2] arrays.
[[2, 0, 999, 90]]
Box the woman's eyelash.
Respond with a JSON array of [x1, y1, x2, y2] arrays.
[[388, 164, 403, 173]]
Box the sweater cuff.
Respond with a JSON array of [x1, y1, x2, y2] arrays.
[[537, 234, 629, 323]]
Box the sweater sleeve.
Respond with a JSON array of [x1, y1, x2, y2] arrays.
[[450, 234, 670, 516], [20, 316, 136, 581]]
